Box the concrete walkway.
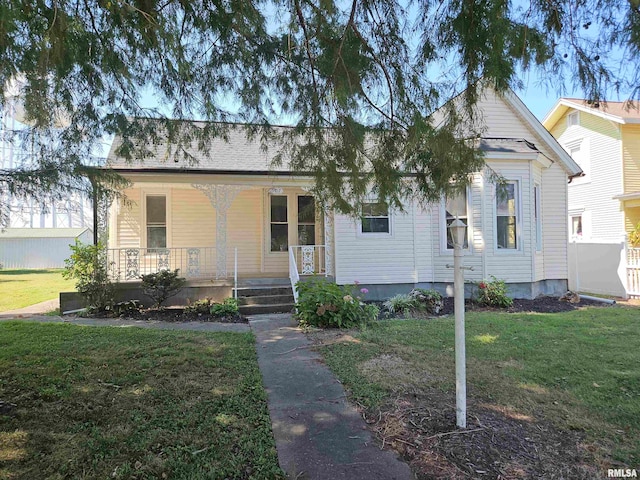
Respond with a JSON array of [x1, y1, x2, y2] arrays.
[[250, 314, 412, 480], [0, 298, 59, 318]]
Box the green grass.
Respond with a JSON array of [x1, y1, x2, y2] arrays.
[[319, 307, 640, 465], [0, 322, 283, 480], [0, 269, 75, 311]]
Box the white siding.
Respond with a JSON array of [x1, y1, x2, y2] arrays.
[[533, 165, 545, 281], [550, 110, 624, 241], [334, 208, 416, 285], [541, 163, 570, 279]]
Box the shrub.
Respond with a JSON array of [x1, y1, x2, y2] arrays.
[[629, 222, 640, 247], [383, 294, 417, 315], [409, 288, 443, 314], [140, 269, 186, 308], [475, 275, 513, 308], [63, 241, 115, 313], [184, 298, 214, 314], [296, 279, 378, 328], [210, 298, 239, 317], [111, 300, 141, 316]]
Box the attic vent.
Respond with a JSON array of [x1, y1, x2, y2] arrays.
[[567, 112, 579, 127]]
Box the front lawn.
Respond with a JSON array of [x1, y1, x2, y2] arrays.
[[0, 322, 283, 480], [0, 269, 75, 311], [315, 307, 640, 478]]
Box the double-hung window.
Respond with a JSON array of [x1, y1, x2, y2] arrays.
[[361, 202, 390, 234], [496, 182, 519, 250], [445, 191, 469, 250], [146, 195, 167, 249], [270, 195, 288, 252], [297, 196, 316, 245]]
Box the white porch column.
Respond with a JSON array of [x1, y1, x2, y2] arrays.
[[324, 210, 334, 277], [192, 184, 249, 279]]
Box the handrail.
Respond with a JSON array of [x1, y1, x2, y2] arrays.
[[288, 246, 300, 303]]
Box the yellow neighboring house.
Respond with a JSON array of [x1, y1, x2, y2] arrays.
[[544, 99, 640, 298], [544, 99, 640, 242]]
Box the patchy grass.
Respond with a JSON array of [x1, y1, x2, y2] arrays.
[[0, 269, 75, 311], [0, 322, 283, 480], [315, 306, 640, 476]]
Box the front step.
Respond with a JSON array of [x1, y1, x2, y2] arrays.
[[239, 303, 295, 315], [236, 284, 295, 315], [235, 286, 293, 297], [239, 294, 294, 306]]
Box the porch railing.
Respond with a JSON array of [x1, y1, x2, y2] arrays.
[[288, 247, 300, 303], [627, 247, 640, 297], [288, 245, 327, 303], [106, 247, 220, 281]]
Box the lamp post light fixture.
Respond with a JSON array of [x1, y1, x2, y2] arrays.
[[449, 217, 467, 429]]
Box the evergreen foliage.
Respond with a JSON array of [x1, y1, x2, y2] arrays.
[[140, 269, 186, 308], [1, 0, 637, 217]]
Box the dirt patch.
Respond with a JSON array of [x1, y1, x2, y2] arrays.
[[361, 389, 601, 479]]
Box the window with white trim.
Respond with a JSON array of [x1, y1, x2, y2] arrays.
[[146, 195, 167, 248], [571, 215, 583, 239], [444, 191, 469, 250], [297, 195, 316, 245], [361, 202, 390, 234], [496, 182, 519, 250], [567, 111, 579, 127], [534, 184, 542, 251], [270, 195, 288, 252]]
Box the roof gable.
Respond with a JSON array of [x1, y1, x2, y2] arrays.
[[477, 88, 582, 175], [543, 98, 640, 129]]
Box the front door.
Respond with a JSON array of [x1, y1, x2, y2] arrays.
[[265, 191, 321, 274]]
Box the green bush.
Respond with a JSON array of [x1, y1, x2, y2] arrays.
[[184, 298, 214, 314], [409, 288, 443, 314], [210, 298, 239, 317], [63, 241, 115, 313], [296, 279, 378, 328], [475, 275, 513, 308], [111, 300, 141, 316], [140, 269, 186, 308], [383, 294, 417, 315]]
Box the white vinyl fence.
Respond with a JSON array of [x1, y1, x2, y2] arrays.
[[567, 241, 629, 298]]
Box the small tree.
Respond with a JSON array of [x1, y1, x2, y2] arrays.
[[63, 241, 115, 313], [140, 269, 186, 309]]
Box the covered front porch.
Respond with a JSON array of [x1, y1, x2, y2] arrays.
[[106, 179, 335, 286]]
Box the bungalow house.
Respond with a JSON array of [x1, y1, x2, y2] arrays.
[[543, 99, 640, 297], [104, 88, 581, 308]]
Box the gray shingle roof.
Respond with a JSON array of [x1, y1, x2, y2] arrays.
[[106, 124, 541, 173]]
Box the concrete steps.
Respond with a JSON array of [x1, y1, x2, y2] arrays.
[[236, 285, 295, 315]]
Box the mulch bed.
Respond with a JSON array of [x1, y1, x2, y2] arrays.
[[440, 295, 610, 316], [374, 295, 612, 319], [83, 307, 248, 323]]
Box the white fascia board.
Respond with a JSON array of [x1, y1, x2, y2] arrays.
[[503, 90, 583, 176]]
